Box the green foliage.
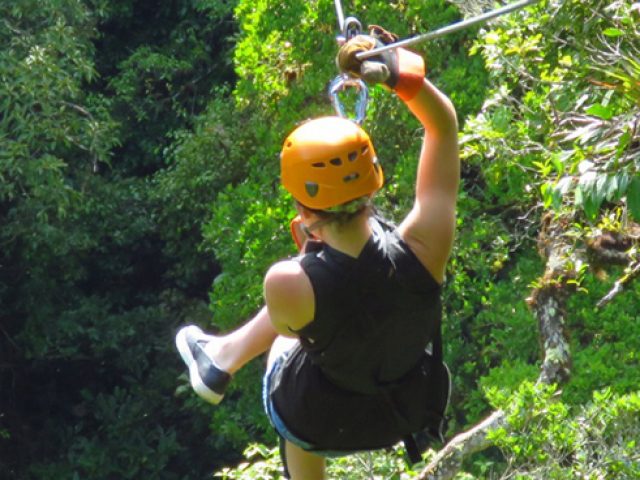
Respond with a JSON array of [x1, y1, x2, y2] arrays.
[[463, 0, 640, 222], [487, 383, 640, 479], [0, 0, 116, 208], [564, 275, 640, 404], [214, 442, 433, 479], [436, 3, 640, 477], [447, 250, 543, 426], [152, 92, 259, 289], [94, 0, 237, 175], [1, 1, 240, 478]]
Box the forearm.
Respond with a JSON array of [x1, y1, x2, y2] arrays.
[[404, 78, 458, 137], [403, 77, 460, 200]]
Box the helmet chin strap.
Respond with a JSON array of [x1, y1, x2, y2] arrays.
[[302, 218, 333, 236]]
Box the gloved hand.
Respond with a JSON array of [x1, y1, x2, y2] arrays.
[[336, 25, 426, 101]]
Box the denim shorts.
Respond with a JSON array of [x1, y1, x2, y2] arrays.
[[262, 350, 348, 457], [263, 350, 316, 449]]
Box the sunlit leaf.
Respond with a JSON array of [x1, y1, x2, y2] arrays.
[[585, 104, 613, 120], [602, 28, 624, 37], [628, 176, 640, 220], [605, 174, 619, 201], [556, 176, 573, 196]]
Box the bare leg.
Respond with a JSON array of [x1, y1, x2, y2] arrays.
[[205, 306, 279, 374], [285, 441, 326, 480]]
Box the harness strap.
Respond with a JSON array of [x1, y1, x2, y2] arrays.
[[279, 435, 292, 479], [398, 316, 447, 465], [403, 435, 422, 464]]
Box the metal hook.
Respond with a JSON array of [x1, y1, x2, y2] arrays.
[[336, 16, 362, 45], [343, 16, 362, 41], [329, 74, 369, 125]]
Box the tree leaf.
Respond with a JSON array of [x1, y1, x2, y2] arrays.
[[616, 129, 632, 157], [595, 174, 608, 203], [585, 104, 614, 120], [603, 28, 624, 37], [617, 173, 631, 197], [550, 153, 565, 175], [556, 176, 573, 196], [605, 174, 619, 201], [574, 185, 584, 208], [627, 176, 640, 220], [541, 182, 552, 208]]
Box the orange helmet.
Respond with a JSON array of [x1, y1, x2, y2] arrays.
[[280, 117, 383, 210]]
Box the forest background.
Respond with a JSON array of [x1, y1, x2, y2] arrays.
[[1, 0, 639, 479]]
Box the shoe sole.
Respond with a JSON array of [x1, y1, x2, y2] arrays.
[[175, 326, 225, 405]]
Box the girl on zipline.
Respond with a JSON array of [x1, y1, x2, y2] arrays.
[[176, 30, 460, 480]]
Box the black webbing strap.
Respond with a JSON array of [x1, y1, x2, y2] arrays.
[[432, 310, 444, 363], [402, 320, 445, 465], [403, 435, 422, 464], [279, 435, 291, 479]]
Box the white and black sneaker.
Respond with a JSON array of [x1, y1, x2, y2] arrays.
[[175, 325, 231, 405]]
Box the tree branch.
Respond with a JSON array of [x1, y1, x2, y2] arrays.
[[596, 260, 640, 309], [419, 410, 506, 480]]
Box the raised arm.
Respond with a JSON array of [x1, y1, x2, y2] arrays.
[[397, 78, 459, 284], [337, 33, 460, 283]]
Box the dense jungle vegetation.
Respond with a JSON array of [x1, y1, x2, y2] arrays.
[[1, 0, 638, 479]]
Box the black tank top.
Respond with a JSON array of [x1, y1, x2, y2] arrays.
[[269, 217, 445, 450]]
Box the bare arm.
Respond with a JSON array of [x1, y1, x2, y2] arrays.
[[398, 78, 460, 284]]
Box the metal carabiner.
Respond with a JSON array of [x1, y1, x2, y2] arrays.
[[329, 74, 369, 125]]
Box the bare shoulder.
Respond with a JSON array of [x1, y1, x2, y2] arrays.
[[263, 260, 315, 333]]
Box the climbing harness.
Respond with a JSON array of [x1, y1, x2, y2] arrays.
[[357, 0, 540, 60]]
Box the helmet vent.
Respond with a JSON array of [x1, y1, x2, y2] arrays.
[[305, 182, 319, 197], [361, 145, 369, 155], [330, 158, 342, 166], [348, 151, 358, 162], [343, 172, 360, 183], [312, 162, 326, 168]]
